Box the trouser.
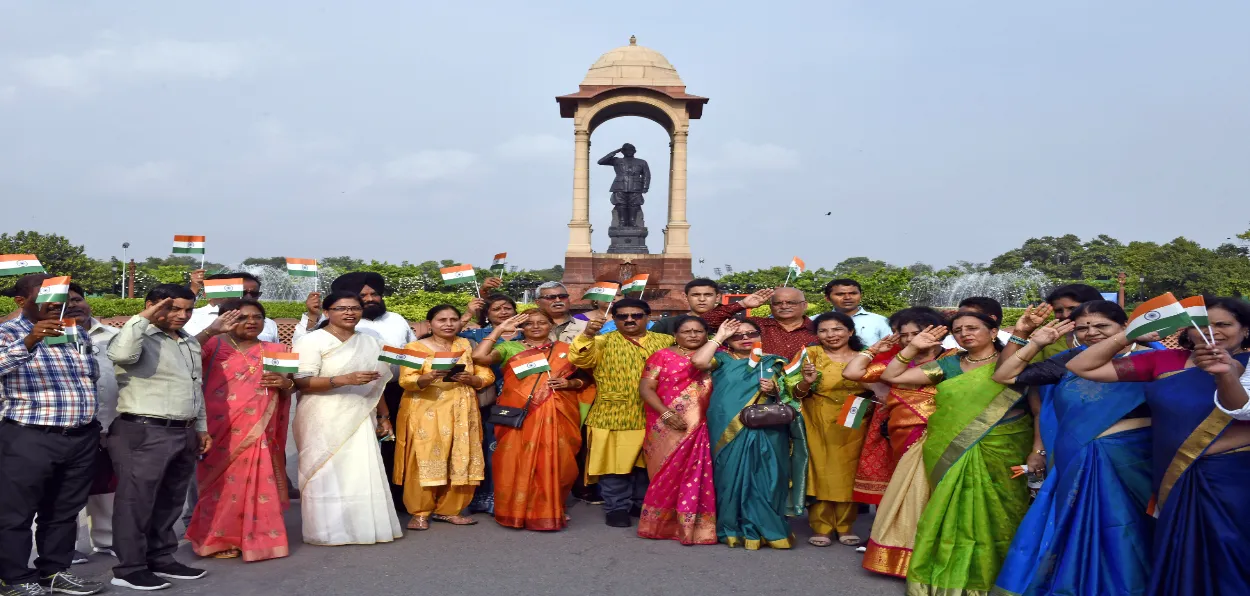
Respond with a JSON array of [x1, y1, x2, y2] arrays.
[[571, 425, 601, 501], [598, 468, 648, 514], [808, 500, 858, 535], [378, 381, 405, 511], [180, 476, 198, 528], [406, 485, 475, 517], [107, 418, 197, 577], [469, 409, 494, 513], [84, 494, 114, 550], [0, 420, 99, 584]]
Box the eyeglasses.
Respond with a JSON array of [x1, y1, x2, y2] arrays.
[[242, 290, 262, 298], [538, 293, 570, 301], [728, 331, 761, 341], [614, 313, 646, 321], [327, 306, 362, 313], [771, 300, 806, 308]]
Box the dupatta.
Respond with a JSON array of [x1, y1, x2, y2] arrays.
[[921, 358, 1024, 484]]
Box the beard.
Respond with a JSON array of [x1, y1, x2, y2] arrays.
[[362, 300, 387, 321]]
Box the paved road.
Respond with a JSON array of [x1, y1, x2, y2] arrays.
[[72, 503, 904, 595]]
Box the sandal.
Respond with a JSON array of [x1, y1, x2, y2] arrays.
[[212, 549, 241, 559], [808, 535, 833, 547], [407, 516, 430, 531], [430, 514, 478, 526], [838, 534, 862, 546]]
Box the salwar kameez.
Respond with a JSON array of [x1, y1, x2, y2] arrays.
[[801, 348, 866, 536]]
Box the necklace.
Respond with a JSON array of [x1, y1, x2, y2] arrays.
[[227, 335, 262, 375], [522, 339, 550, 350], [963, 351, 999, 364], [672, 345, 693, 357]]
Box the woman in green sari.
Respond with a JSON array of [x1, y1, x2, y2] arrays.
[[692, 319, 809, 550], [882, 311, 1032, 596]]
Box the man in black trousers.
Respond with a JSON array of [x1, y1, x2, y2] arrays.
[[0, 273, 105, 596]]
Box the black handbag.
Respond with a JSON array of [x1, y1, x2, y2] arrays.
[[487, 345, 555, 429], [739, 400, 797, 429]]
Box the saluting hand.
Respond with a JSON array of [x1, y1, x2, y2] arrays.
[[739, 289, 774, 310]]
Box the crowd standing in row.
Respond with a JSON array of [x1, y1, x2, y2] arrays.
[[1, 270, 1248, 596]]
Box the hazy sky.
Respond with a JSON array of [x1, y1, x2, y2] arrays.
[[3, 1, 1248, 274]]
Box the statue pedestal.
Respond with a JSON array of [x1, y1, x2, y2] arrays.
[[563, 253, 692, 315], [607, 226, 648, 254]]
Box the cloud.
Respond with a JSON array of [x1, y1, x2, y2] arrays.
[[12, 38, 272, 93], [494, 133, 567, 162], [92, 161, 186, 197]]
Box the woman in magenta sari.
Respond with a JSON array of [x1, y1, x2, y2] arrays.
[[186, 299, 294, 562], [637, 316, 717, 545]]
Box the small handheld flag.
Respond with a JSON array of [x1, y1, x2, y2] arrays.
[[1146, 494, 1159, 518], [0, 254, 44, 276], [379, 346, 425, 370], [747, 341, 763, 369], [582, 282, 620, 303], [44, 317, 78, 346], [783, 256, 805, 286], [286, 258, 318, 278], [783, 346, 808, 376], [440, 264, 477, 286], [836, 395, 871, 428], [490, 253, 507, 273], [431, 351, 464, 371], [620, 274, 649, 295], [35, 276, 71, 304], [510, 352, 552, 380], [1180, 296, 1214, 344], [1125, 293, 1193, 341], [262, 352, 300, 374], [172, 235, 205, 254], [203, 278, 245, 299], [1009, 464, 1032, 479]]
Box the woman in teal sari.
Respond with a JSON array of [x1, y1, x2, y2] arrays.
[[692, 318, 809, 550], [882, 311, 1033, 596]]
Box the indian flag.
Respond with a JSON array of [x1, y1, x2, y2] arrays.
[[510, 352, 552, 379], [1125, 293, 1192, 340], [431, 351, 464, 371], [836, 395, 871, 428], [172, 235, 206, 255], [789, 256, 805, 275], [204, 278, 245, 299], [379, 346, 425, 370], [0, 254, 44, 276], [783, 346, 808, 376], [35, 276, 71, 304], [583, 282, 619, 302], [490, 252, 507, 272], [747, 341, 763, 369], [45, 317, 78, 346], [440, 264, 476, 286], [621, 274, 649, 294], [286, 258, 318, 278], [1180, 296, 1209, 327], [262, 351, 300, 374]]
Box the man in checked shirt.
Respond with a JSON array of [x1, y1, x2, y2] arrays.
[[0, 273, 106, 596]]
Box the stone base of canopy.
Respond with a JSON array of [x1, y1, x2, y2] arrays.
[[562, 253, 692, 315]]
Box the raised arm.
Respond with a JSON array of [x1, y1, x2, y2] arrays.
[[597, 149, 620, 165], [471, 313, 525, 366], [1194, 345, 1250, 417], [693, 319, 738, 370], [993, 319, 1074, 384], [702, 289, 773, 329], [881, 325, 946, 386], [843, 335, 897, 382], [568, 313, 607, 370], [108, 299, 172, 365], [1065, 331, 1130, 382]]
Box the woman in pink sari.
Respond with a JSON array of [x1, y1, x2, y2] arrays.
[[637, 316, 717, 545], [186, 299, 294, 561]]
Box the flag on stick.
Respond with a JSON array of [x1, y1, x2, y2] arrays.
[[286, 258, 318, 278], [203, 278, 245, 299], [35, 276, 71, 304], [440, 264, 477, 286], [431, 352, 464, 371], [172, 235, 206, 255], [582, 282, 620, 303], [783, 346, 808, 376], [836, 395, 871, 428], [0, 254, 44, 276], [1180, 296, 1209, 326], [747, 341, 764, 369], [783, 256, 805, 286], [1125, 293, 1192, 340], [1009, 464, 1031, 479], [379, 346, 425, 370], [1146, 494, 1159, 519], [490, 253, 507, 273], [620, 274, 649, 295], [262, 352, 300, 374], [510, 352, 552, 379], [44, 317, 78, 346]]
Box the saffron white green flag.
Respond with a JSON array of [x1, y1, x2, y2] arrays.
[[1125, 293, 1192, 340], [262, 352, 300, 374], [204, 278, 245, 299], [35, 276, 71, 304], [440, 264, 476, 286], [0, 254, 44, 276], [510, 352, 552, 379], [789, 256, 805, 275], [431, 351, 464, 371], [783, 346, 807, 376], [1180, 296, 1209, 327], [620, 274, 648, 294], [379, 346, 425, 370], [837, 395, 871, 428], [490, 252, 507, 273], [44, 317, 78, 346], [286, 258, 318, 278], [583, 282, 619, 302], [172, 235, 205, 255]]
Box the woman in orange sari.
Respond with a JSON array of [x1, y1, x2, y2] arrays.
[[471, 309, 589, 531], [187, 298, 294, 562], [637, 315, 717, 545], [843, 307, 955, 578]]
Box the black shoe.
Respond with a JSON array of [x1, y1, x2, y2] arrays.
[[629, 504, 643, 518], [0, 581, 49, 596], [109, 571, 170, 591], [149, 561, 206, 581], [605, 510, 631, 528], [40, 572, 104, 595], [69, 552, 89, 566]]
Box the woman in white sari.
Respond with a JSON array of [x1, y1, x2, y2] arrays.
[[292, 290, 404, 545]]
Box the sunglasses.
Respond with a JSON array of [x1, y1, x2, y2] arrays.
[[242, 290, 262, 298], [728, 331, 761, 341], [538, 293, 570, 301], [613, 313, 646, 321]]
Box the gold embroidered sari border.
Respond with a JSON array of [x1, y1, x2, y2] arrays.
[[1158, 407, 1233, 509]]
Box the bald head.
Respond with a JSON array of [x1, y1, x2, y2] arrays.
[[769, 287, 808, 322]]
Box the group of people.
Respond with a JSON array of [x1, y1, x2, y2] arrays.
[[2, 268, 1248, 596]]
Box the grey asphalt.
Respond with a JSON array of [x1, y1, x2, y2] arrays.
[[71, 503, 904, 596]]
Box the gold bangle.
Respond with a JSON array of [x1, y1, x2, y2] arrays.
[[1013, 352, 1031, 363], [708, 339, 722, 347], [858, 350, 875, 359], [894, 352, 913, 364]]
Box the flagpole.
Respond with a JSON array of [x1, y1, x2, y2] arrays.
[[782, 269, 793, 287], [1190, 320, 1213, 346]]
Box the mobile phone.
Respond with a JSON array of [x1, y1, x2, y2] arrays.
[[443, 363, 467, 377]]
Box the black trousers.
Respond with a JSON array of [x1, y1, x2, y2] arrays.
[[0, 420, 98, 584], [378, 381, 405, 511], [106, 418, 197, 577]]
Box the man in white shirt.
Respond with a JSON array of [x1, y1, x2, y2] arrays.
[[819, 279, 892, 345], [185, 271, 279, 342], [941, 296, 1014, 350]]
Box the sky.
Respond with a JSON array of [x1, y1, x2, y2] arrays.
[[2, 1, 1248, 275]]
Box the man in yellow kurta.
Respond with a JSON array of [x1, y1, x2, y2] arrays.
[[569, 298, 673, 528]]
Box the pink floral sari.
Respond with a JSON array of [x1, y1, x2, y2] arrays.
[[186, 337, 291, 561], [637, 348, 717, 545]]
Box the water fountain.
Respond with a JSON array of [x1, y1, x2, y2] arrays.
[[909, 268, 1053, 308], [226, 264, 344, 302]]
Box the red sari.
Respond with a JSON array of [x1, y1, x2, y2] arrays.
[[187, 337, 291, 561]]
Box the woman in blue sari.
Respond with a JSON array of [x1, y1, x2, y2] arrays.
[[1068, 296, 1250, 596], [692, 318, 809, 550], [991, 300, 1159, 596]]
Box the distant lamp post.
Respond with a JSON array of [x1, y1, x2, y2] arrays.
[[122, 242, 131, 298]]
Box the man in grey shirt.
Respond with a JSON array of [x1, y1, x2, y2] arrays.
[[106, 284, 212, 591]]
